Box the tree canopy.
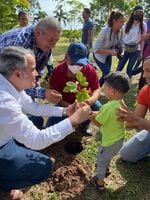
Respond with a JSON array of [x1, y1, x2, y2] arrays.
[[0, 0, 29, 33], [0, 0, 47, 34], [0, 0, 149, 34]]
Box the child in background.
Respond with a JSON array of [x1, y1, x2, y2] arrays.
[[91, 71, 130, 191]]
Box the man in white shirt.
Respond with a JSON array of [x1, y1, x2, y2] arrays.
[[0, 46, 92, 200]]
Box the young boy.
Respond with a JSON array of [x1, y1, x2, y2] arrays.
[[91, 71, 130, 191]]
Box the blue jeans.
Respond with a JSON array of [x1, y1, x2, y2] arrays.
[[120, 130, 150, 163], [28, 115, 43, 130], [93, 53, 112, 86], [116, 50, 140, 77], [46, 100, 101, 127], [0, 139, 52, 192]]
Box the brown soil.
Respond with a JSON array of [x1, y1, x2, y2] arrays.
[[42, 134, 94, 200]]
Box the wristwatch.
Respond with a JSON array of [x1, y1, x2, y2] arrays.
[[62, 108, 67, 117]]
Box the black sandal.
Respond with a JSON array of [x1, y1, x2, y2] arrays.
[[93, 176, 105, 191]]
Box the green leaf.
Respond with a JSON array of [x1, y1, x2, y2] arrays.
[[63, 86, 71, 92], [66, 81, 76, 87], [63, 81, 77, 93], [63, 72, 90, 102], [76, 71, 89, 87], [76, 90, 90, 102], [76, 92, 84, 102], [81, 89, 90, 100]]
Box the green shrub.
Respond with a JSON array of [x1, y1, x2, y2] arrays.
[[62, 29, 81, 42]]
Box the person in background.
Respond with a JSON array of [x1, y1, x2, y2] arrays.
[[131, 31, 150, 92], [116, 5, 147, 78], [136, 32, 150, 91], [90, 71, 130, 191], [48, 42, 101, 135], [0, 17, 63, 129], [93, 10, 124, 86], [0, 46, 92, 200], [81, 7, 94, 59], [14, 10, 29, 28], [45, 53, 54, 81], [146, 14, 150, 31], [118, 57, 150, 163]]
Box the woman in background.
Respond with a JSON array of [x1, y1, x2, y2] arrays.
[[116, 5, 147, 78], [93, 10, 124, 86]]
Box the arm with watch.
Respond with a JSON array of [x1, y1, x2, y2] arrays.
[[62, 102, 78, 118]]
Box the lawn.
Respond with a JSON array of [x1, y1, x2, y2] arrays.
[[22, 38, 150, 200]]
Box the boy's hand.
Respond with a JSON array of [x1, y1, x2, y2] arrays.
[[69, 105, 93, 126]]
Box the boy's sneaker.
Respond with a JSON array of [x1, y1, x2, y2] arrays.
[[85, 126, 93, 136], [100, 92, 106, 97], [79, 124, 93, 136], [92, 176, 105, 192]]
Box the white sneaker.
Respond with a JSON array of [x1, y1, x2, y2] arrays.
[[100, 92, 106, 97], [86, 127, 93, 136]]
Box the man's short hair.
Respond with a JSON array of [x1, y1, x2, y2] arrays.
[[0, 46, 34, 78], [83, 8, 91, 15], [18, 10, 27, 18], [35, 17, 62, 33], [104, 72, 130, 94]]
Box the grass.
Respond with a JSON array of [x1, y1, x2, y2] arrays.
[[23, 38, 150, 200]]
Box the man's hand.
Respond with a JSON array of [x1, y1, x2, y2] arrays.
[[66, 103, 76, 116], [69, 105, 93, 126], [117, 101, 140, 128], [45, 89, 62, 104], [67, 102, 89, 116]]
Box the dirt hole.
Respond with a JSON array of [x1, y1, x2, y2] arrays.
[[64, 141, 83, 155]]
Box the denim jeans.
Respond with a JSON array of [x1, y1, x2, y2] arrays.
[[116, 50, 140, 77], [0, 139, 52, 192], [120, 130, 150, 163], [46, 100, 101, 127], [93, 54, 112, 86], [28, 115, 43, 130]]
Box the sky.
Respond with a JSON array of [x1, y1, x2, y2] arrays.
[[38, 0, 91, 29], [39, 0, 91, 16]]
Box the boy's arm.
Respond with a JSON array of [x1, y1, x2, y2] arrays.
[[89, 111, 101, 127]]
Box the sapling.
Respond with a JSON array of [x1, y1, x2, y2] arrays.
[[63, 71, 90, 103]]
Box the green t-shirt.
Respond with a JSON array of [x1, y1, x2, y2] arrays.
[[96, 100, 124, 147]]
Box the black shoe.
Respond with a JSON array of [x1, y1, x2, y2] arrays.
[[79, 125, 93, 136], [92, 176, 105, 192]]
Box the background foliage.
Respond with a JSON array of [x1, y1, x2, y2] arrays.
[[0, 0, 29, 33], [0, 0, 150, 35]]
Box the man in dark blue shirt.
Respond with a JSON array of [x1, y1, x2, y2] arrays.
[[81, 8, 94, 59]]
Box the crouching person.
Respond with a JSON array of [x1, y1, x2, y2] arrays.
[[0, 46, 92, 200]]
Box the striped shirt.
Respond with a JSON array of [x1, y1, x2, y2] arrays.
[[0, 25, 52, 98]]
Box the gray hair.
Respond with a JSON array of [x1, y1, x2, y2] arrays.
[[0, 46, 34, 78], [35, 16, 62, 33]]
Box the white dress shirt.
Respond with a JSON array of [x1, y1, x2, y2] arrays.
[[0, 74, 74, 150]]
